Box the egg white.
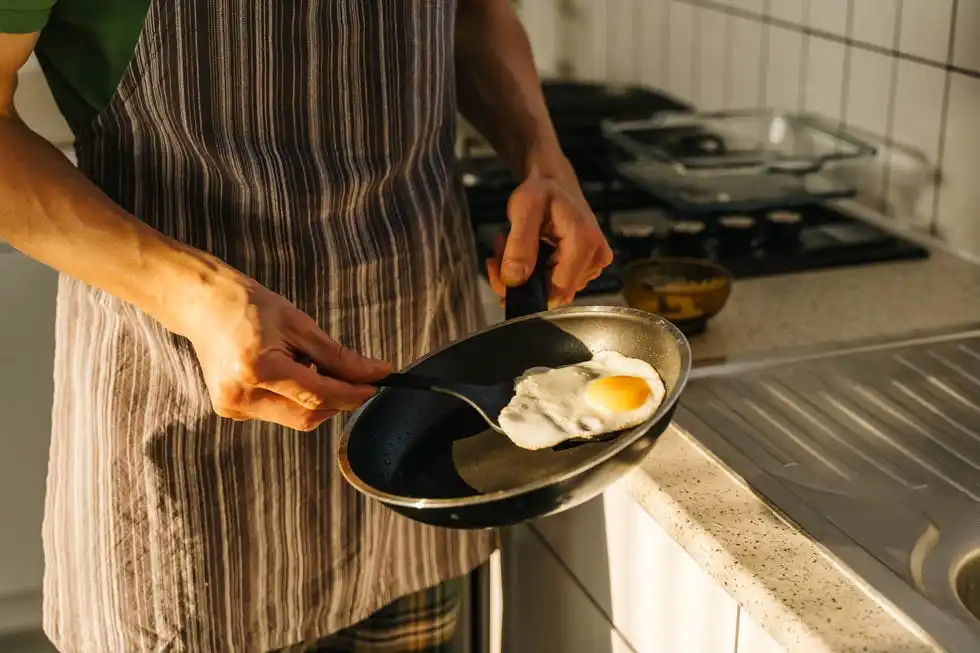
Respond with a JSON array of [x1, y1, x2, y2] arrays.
[[498, 350, 667, 451]]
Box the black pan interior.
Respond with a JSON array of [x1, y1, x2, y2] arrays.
[[345, 310, 686, 500]]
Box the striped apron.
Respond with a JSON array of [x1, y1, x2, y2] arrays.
[[41, 1, 495, 652]]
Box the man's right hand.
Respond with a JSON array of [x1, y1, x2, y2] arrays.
[[2, 33, 388, 432], [183, 273, 392, 432]]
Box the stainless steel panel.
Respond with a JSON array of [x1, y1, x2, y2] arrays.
[[679, 334, 980, 652]]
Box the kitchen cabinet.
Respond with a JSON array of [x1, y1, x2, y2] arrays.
[[502, 523, 633, 653], [737, 609, 786, 653], [0, 252, 58, 634], [527, 487, 740, 653], [501, 485, 792, 652]]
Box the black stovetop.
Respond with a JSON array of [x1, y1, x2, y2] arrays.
[[470, 194, 929, 297], [461, 81, 928, 296]]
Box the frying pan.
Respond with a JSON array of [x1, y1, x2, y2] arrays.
[[338, 247, 692, 529]]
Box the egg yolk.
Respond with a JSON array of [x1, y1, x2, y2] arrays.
[[585, 375, 652, 412]]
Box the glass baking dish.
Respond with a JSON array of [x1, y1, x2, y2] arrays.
[[601, 109, 878, 213]]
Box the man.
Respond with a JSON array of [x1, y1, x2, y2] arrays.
[[0, 1, 612, 651]]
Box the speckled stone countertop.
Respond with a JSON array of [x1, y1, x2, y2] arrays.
[[479, 209, 980, 653], [618, 428, 940, 653]]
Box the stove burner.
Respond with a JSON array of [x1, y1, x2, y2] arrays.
[[473, 201, 929, 296]]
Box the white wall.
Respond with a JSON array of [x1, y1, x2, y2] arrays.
[[14, 4, 980, 255], [519, 0, 980, 256], [13, 55, 72, 149], [0, 59, 68, 634], [0, 252, 57, 634]]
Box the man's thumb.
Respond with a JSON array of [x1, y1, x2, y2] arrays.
[[503, 186, 547, 286]]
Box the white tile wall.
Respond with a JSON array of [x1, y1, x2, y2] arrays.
[[697, 7, 729, 109], [850, 0, 898, 50], [898, 0, 954, 64], [767, 0, 805, 25], [668, 1, 699, 101], [764, 25, 803, 111], [953, 0, 980, 73], [12, 0, 980, 255], [529, 0, 980, 253], [807, 0, 850, 38], [804, 36, 846, 122], [937, 73, 980, 251], [719, 0, 763, 16], [635, 0, 671, 92], [892, 59, 946, 220], [729, 15, 764, 108], [844, 48, 893, 137], [603, 0, 637, 83]]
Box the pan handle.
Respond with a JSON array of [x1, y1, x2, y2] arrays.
[[505, 241, 554, 320], [371, 372, 446, 392]]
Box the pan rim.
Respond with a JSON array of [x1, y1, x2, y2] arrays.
[[337, 304, 692, 510]]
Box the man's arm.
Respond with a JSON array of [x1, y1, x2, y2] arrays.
[[0, 33, 235, 336], [0, 34, 387, 430], [455, 0, 569, 183], [455, 0, 612, 304]]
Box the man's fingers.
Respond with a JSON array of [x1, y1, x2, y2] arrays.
[[550, 235, 593, 302], [288, 319, 391, 383], [241, 388, 338, 432], [577, 241, 614, 291], [486, 257, 507, 297], [502, 185, 548, 286], [253, 352, 378, 411]]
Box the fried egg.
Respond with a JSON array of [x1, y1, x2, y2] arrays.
[[498, 351, 666, 451]]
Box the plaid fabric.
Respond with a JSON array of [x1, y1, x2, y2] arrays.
[[276, 579, 463, 653]]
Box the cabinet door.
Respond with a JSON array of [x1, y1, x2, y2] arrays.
[[502, 525, 633, 653], [737, 608, 786, 653], [532, 488, 739, 653]]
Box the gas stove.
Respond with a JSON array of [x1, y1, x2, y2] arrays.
[[461, 82, 929, 296], [470, 194, 929, 296]]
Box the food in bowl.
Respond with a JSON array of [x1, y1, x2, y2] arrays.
[[498, 351, 666, 451], [620, 258, 733, 333]]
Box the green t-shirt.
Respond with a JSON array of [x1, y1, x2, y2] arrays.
[[0, 0, 149, 134]]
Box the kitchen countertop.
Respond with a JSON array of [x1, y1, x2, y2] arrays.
[[480, 205, 980, 653]]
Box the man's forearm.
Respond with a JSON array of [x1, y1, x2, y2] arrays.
[[455, 0, 574, 185], [0, 114, 234, 336]]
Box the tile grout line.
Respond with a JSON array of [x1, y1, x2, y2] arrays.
[[670, 0, 980, 80], [798, 0, 811, 113], [722, 8, 734, 109], [880, 0, 905, 217], [756, 0, 771, 109], [527, 524, 641, 653], [662, 0, 674, 94], [838, 0, 856, 128], [732, 605, 742, 653], [691, 1, 703, 106], [631, 0, 643, 83], [930, 0, 960, 236], [594, 0, 607, 81], [605, 0, 615, 82]]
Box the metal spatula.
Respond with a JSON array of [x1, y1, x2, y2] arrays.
[[372, 373, 513, 433], [371, 243, 556, 432]]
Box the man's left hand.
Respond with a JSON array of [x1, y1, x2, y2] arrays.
[[486, 173, 613, 308]]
